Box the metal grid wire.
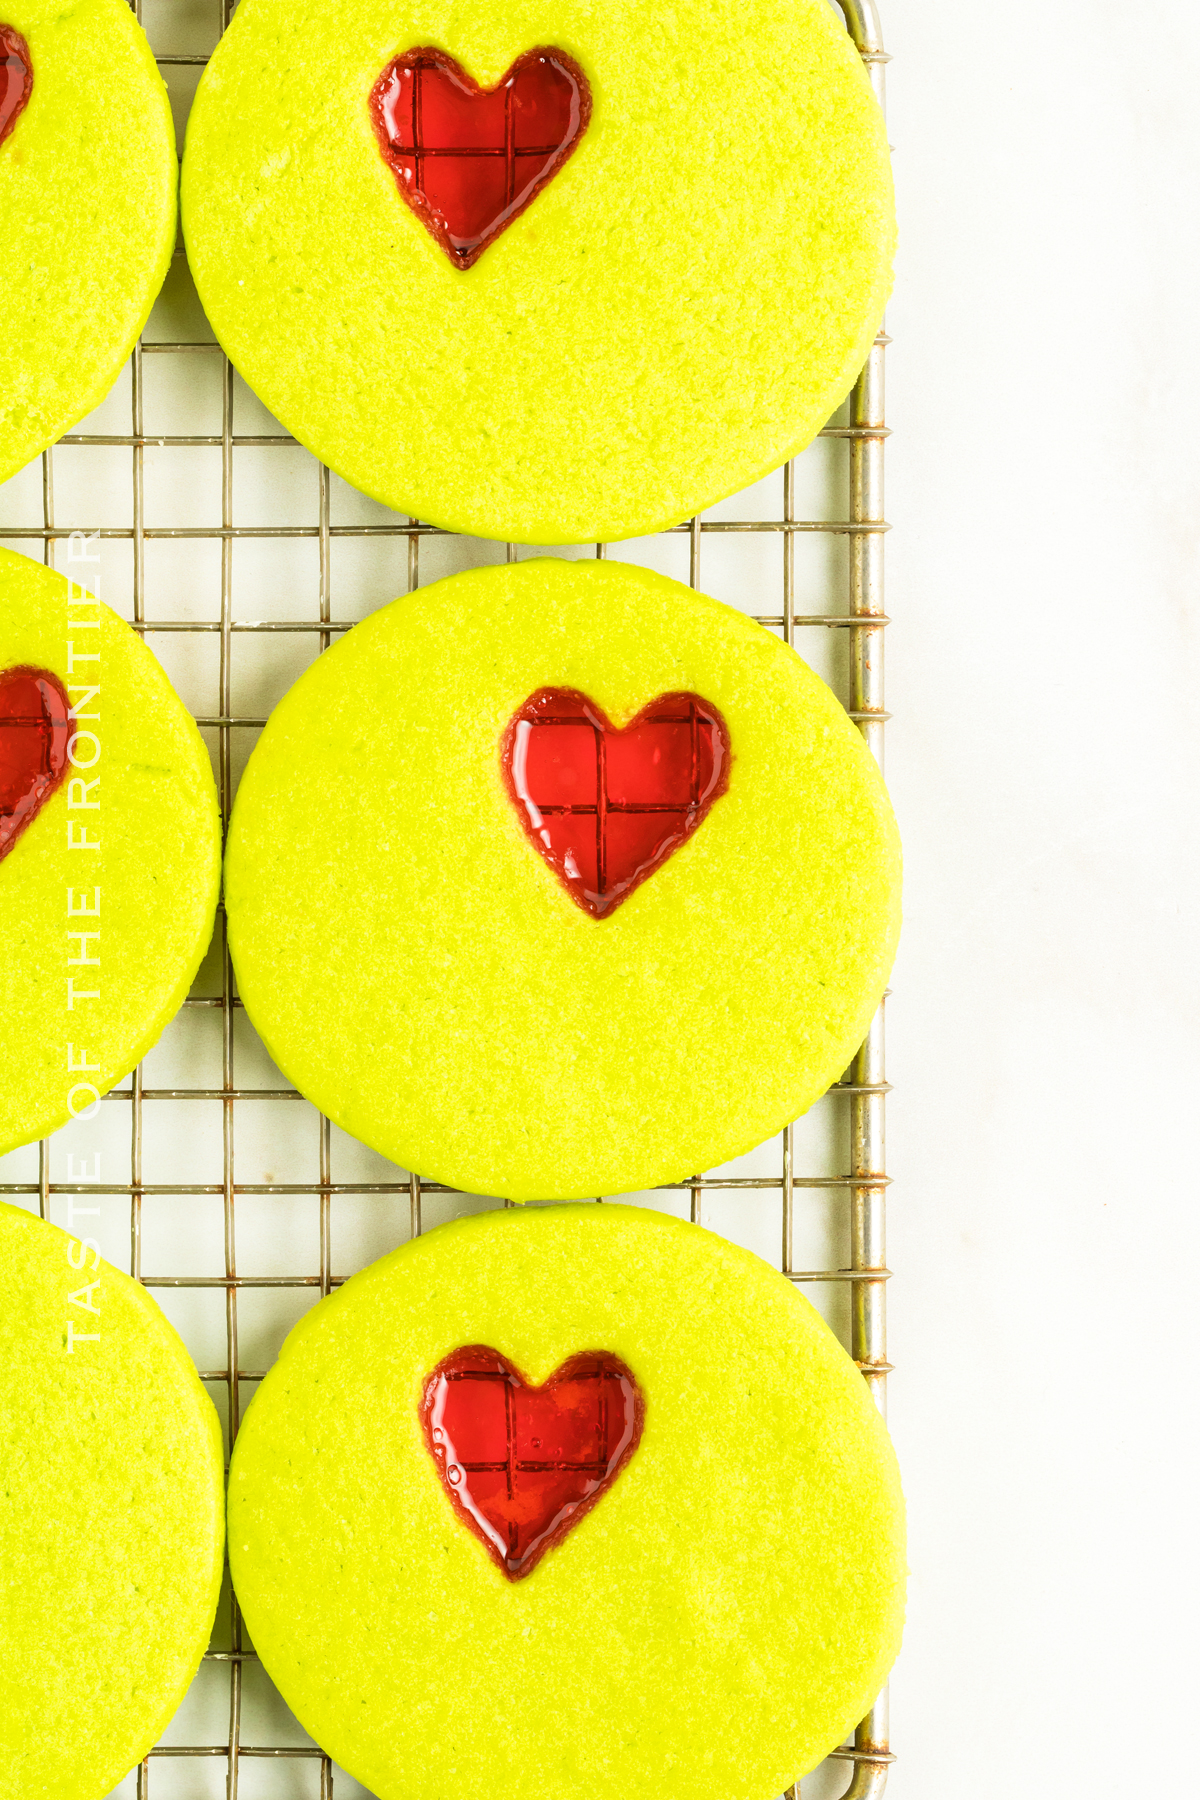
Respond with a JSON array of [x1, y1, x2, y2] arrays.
[[0, 1, 893, 1793]]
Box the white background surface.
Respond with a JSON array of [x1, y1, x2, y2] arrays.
[[885, 3, 1200, 1793]]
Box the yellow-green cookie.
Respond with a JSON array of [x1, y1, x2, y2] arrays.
[[229, 1204, 905, 1799], [0, 549, 221, 1157], [224, 557, 900, 1200], [0, 0, 176, 482], [180, 0, 893, 543], [0, 1202, 225, 1798]]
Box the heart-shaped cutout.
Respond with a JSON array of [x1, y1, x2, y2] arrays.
[[370, 46, 591, 269], [421, 1346, 644, 1579], [0, 666, 70, 866], [0, 25, 32, 149], [502, 687, 731, 918]]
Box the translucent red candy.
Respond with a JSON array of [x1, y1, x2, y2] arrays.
[[370, 46, 591, 269], [0, 25, 31, 149], [0, 667, 70, 866], [502, 687, 732, 918], [421, 1346, 644, 1579]]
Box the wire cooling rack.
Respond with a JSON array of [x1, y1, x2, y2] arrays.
[[0, 1, 893, 1794]]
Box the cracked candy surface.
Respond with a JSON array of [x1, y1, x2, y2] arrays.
[[229, 1204, 906, 1800], [0, 0, 176, 481], [181, 0, 894, 542], [0, 1202, 225, 1800], [224, 557, 901, 1200]]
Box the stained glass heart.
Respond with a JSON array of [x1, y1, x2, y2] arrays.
[[502, 686, 731, 918], [0, 667, 70, 865], [0, 25, 32, 150], [421, 1346, 644, 1579], [370, 46, 591, 270]]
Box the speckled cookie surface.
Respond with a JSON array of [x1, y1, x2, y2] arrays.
[[0, 549, 221, 1156], [0, 0, 176, 482], [180, 0, 893, 543], [0, 1202, 225, 1799], [229, 1204, 906, 1799], [225, 557, 900, 1199]]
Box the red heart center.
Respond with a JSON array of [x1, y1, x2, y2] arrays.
[[421, 1346, 644, 1579], [370, 46, 592, 269], [0, 666, 71, 866], [502, 687, 731, 918], [0, 25, 32, 149]]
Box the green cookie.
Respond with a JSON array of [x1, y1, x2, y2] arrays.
[[0, 1201, 225, 1798], [0, 549, 221, 1157], [229, 1204, 905, 1799], [224, 557, 900, 1200], [180, 0, 893, 543], [0, 0, 176, 482]]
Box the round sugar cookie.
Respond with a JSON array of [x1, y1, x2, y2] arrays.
[[180, 0, 894, 544], [0, 0, 177, 482], [224, 557, 900, 1200], [0, 549, 221, 1156], [0, 1201, 226, 1798], [229, 1204, 906, 1800]]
